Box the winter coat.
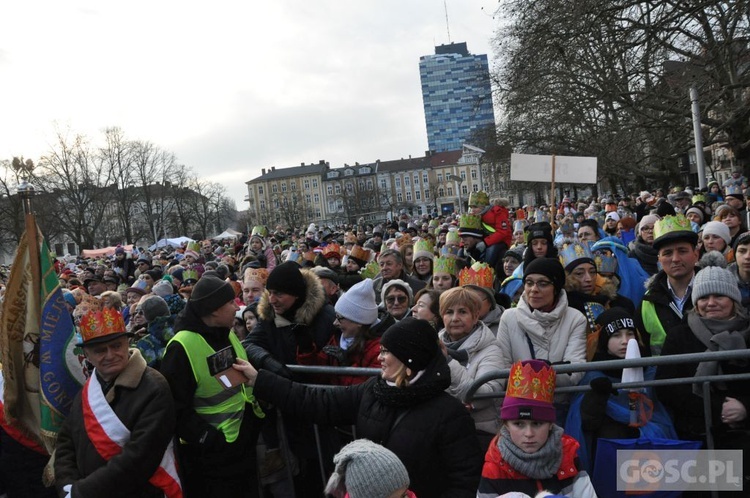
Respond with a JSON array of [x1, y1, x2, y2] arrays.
[[439, 321, 503, 435], [728, 262, 750, 313], [297, 333, 381, 386], [480, 305, 504, 337], [629, 238, 659, 276], [635, 270, 694, 355], [252, 356, 484, 498], [481, 203, 512, 248], [54, 349, 175, 498], [244, 268, 336, 381], [477, 432, 597, 498], [497, 290, 587, 394]]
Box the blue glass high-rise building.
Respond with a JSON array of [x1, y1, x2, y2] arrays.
[[419, 42, 495, 153]]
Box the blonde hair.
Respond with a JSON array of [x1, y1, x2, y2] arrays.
[[439, 287, 480, 316], [392, 364, 410, 388], [100, 290, 122, 310]]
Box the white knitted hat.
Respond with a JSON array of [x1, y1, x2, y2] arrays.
[[335, 278, 378, 325], [324, 439, 410, 498], [381, 279, 413, 307], [701, 221, 731, 245], [692, 251, 741, 305]]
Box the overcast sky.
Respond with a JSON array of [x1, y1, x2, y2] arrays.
[[0, 1, 500, 207]]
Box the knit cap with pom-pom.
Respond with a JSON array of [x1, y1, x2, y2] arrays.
[[323, 439, 410, 498], [692, 251, 741, 305]]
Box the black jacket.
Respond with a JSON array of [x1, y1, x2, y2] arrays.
[[636, 271, 694, 355], [253, 356, 484, 498]]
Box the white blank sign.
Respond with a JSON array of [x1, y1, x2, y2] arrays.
[[510, 153, 597, 184]]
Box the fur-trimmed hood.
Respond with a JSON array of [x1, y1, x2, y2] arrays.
[[257, 268, 326, 326]]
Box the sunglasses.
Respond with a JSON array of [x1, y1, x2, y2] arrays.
[[385, 295, 408, 305]]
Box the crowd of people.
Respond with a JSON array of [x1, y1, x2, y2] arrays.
[[1, 181, 750, 497]]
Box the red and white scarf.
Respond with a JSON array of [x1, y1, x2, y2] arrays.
[[82, 372, 182, 498]]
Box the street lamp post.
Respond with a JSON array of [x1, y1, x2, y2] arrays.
[[448, 174, 464, 214]]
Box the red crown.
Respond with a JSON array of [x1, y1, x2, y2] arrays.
[[78, 308, 127, 345], [349, 245, 371, 262], [506, 360, 556, 404], [458, 262, 495, 288], [322, 243, 342, 259]]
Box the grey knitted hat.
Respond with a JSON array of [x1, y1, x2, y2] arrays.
[[324, 439, 410, 498], [139, 295, 171, 322], [335, 278, 378, 325], [692, 251, 741, 305]]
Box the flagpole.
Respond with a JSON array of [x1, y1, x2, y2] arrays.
[[17, 180, 40, 299]]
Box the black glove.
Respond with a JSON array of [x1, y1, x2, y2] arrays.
[[590, 376, 618, 396], [322, 345, 347, 364]]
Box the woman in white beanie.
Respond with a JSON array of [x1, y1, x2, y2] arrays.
[[700, 220, 733, 263], [325, 439, 415, 498], [297, 278, 381, 386]]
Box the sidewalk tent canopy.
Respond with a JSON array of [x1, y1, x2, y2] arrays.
[[149, 236, 195, 251], [80, 245, 134, 259], [212, 229, 242, 240]]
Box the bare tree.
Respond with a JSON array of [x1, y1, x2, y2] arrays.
[[99, 127, 138, 243]]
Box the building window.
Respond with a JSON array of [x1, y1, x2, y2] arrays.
[[460, 171, 466, 180], [416, 190, 421, 200], [359, 181, 365, 190], [314, 193, 320, 203], [447, 187, 453, 196], [291, 182, 296, 191], [275, 214, 280, 223], [471, 169, 477, 180], [346, 183, 353, 193], [306, 194, 311, 204], [315, 209, 321, 218], [462, 185, 468, 195], [406, 191, 412, 201], [281, 183, 287, 192], [258, 186, 264, 195], [417, 206, 423, 215], [473, 184, 479, 192], [397, 192, 403, 202], [423, 173, 428, 184], [395, 177, 401, 188], [335, 184, 341, 194], [272, 184, 278, 193], [414, 174, 419, 185], [345, 169, 354, 176], [404, 176, 410, 187], [438, 188, 444, 197], [437, 173, 443, 183], [367, 180, 373, 190], [304, 180, 310, 190], [260, 200, 266, 209], [274, 199, 280, 208], [312, 179, 318, 188], [327, 185, 333, 195], [337, 199, 344, 211]]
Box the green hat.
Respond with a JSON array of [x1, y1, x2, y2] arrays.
[[653, 214, 698, 251], [458, 214, 484, 238], [468, 191, 489, 208]]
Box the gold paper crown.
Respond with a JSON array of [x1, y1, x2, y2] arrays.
[[433, 256, 458, 276], [506, 361, 556, 404], [395, 234, 413, 248], [468, 191, 489, 207], [186, 241, 201, 255], [413, 239, 434, 258], [653, 214, 697, 248], [78, 308, 127, 345], [344, 232, 357, 244], [243, 267, 268, 285], [322, 243, 342, 259], [458, 262, 495, 288], [360, 260, 380, 279], [558, 241, 594, 270], [182, 269, 199, 283], [445, 229, 460, 246], [349, 245, 371, 263], [251, 225, 268, 237], [459, 213, 483, 230]]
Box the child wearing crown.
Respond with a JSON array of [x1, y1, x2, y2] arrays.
[[477, 360, 597, 498]]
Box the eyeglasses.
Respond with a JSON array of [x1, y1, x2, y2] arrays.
[[134, 309, 144, 316], [334, 313, 349, 322], [641, 226, 654, 232], [523, 279, 553, 290], [385, 295, 408, 305]]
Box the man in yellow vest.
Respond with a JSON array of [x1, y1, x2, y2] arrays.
[[635, 214, 699, 355], [55, 308, 181, 498], [161, 275, 264, 498]]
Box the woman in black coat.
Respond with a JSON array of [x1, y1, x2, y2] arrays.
[[234, 317, 484, 498]]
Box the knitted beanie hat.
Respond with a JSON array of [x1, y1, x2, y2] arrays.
[[685, 206, 705, 224], [151, 279, 174, 298], [523, 257, 566, 296], [324, 439, 410, 498], [266, 261, 307, 298], [701, 221, 731, 245], [139, 295, 171, 322], [335, 278, 378, 325], [189, 276, 236, 316], [381, 279, 413, 306], [692, 251, 741, 305], [380, 318, 438, 372], [595, 306, 637, 353]]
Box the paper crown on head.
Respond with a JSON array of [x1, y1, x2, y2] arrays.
[[360, 260, 381, 279], [433, 256, 458, 276], [322, 243, 342, 259], [344, 232, 357, 244], [458, 214, 483, 237], [182, 269, 200, 283], [77, 307, 130, 347], [185, 241, 201, 258], [468, 191, 489, 207], [559, 241, 594, 271], [725, 185, 743, 195], [395, 233, 413, 248], [441, 244, 460, 258], [513, 220, 528, 233], [458, 261, 494, 288], [243, 267, 268, 285], [349, 245, 371, 263], [652, 214, 698, 250], [593, 250, 618, 274], [413, 239, 435, 261], [428, 219, 439, 229], [445, 229, 460, 246], [251, 225, 268, 237], [500, 360, 556, 422]]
